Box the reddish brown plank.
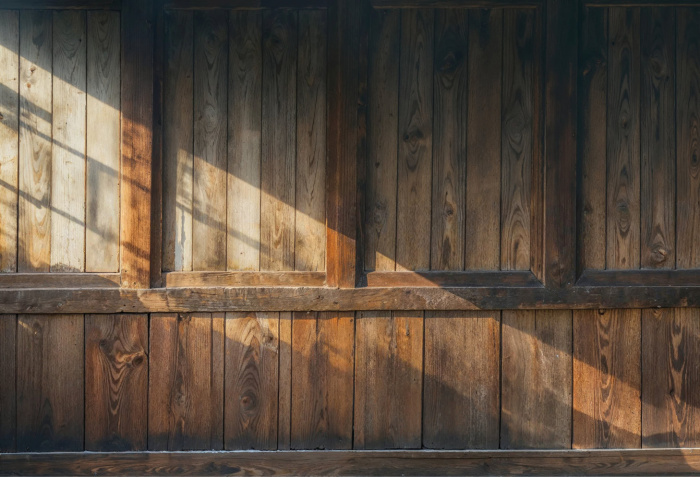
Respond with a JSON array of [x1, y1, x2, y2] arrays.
[[278, 311, 292, 450], [0, 315, 16, 452]]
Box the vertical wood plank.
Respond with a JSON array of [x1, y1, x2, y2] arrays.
[[85, 314, 148, 451], [193, 11, 227, 271], [642, 308, 700, 447], [640, 7, 675, 269], [228, 10, 261, 272], [396, 9, 433, 272], [573, 309, 641, 449], [224, 312, 279, 450], [364, 9, 399, 273], [676, 9, 700, 269], [607, 7, 640, 270], [295, 9, 326, 272], [278, 311, 292, 450], [423, 311, 500, 449], [261, 9, 296, 272], [431, 9, 467, 271], [501, 310, 572, 449], [354, 311, 423, 449], [0, 12, 19, 273], [149, 313, 224, 451], [18, 11, 52, 272], [121, 0, 153, 287], [162, 10, 193, 272], [0, 315, 16, 452], [501, 9, 534, 271], [465, 9, 502, 271], [579, 7, 608, 273], [291, 311, 354, 450], [86, 11, 120, 273], [17, 314, 84, 452]]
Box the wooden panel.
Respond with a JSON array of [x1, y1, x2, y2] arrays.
[[501, 9, 534, 271], [86, 11, 120, 273], [227, 10, 261, 271], [573, 309, 641, 448], [295, 10, 326, 272], [149, 313, 224, 450], [192, 11, 227, 271], [354, 311, 423, 449], [85, 314, 148, 451], [642, 308, 700, 447], [16, 314, 83, 451], [501, 310, 572, 449], [465, 9, 501, 271], [431, 9, 467, 271], [224, 312, 279, 450], [365, 270, 541, 287], [606, 7, 640, 270], [423, 311, 500, 449], [0, 12, 19, 273], [579, 7, 608, 272], [278, 311, 292, 450], [395, 9, 433, 272], [291, 311, 354, 449], [364, 9, 399, 273], [163, 271, 325, 287], [18, 11, 52, 272], [261, 9, 296, 271], [0, 315, 16, 452], [676, 8, 700, 269], [0, 272, 120, 288]]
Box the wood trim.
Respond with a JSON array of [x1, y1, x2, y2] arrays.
[[370, 0, 542, 7], [164, 0, 328, 8], [120, 0, 154, 289], [2, 449, 700, 475], [163, 271, 327, 287], [365, 271, 542, 288], [586, 1, 700, 6], [0, 0, 121, 9], [578, 269, 700, 287], [0, 274, 120, 289]]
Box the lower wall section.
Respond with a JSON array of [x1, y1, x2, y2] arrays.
[[1, 309, 699, 452]]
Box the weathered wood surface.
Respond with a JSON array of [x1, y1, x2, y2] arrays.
[[164, 271, 325, 287], [0, 315, 16, 452]]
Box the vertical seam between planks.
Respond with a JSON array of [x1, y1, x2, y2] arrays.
[[636, 7, 641, 271], [499, 9, 504, 272], [463, 11, 469, 272], [50, 11, 54, 271], [84, 12, 88, 273], [674, 7, 678, 270], [604, 7, 609, 271], [351, 311, 357, 449], [420, 310, 425, 449], [498, 310, 503, 449], [258, 11, 263, 272], [15, 10, 20, 273], [393, 9, 401, 272], [146, 313, 151, 450], [225, 12, 231, 272], [428, 9, 435, 272], [190, 11, 195, 272], [294, 11, 299, 271]]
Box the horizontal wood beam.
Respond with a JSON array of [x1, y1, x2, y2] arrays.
[[163, 271, 326, 287], [365, 271, 542, 288], [586, 1, 700, 5], [0, 0, 120, 8], [2, 449, 700, 476], [577, 269, 700, 287], [0, 274, 120, 289], [370, 0, 542, 7], [164, 0, 328, 8]]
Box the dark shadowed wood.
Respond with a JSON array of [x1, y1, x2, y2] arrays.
[[16, 315, 83, 451], [365, 270, 541, 287], [423, 311, 500, 449], [278, 311, 292, 450], [587, 0, 700, 5], [151, 4, 164, 287], [372, 0, 542, 6], [501, 310, 572, 449], [606, 7, 640, 270], [573, 309, 641, 448], [163, 271, 326, 287], [0, 315, 16, 452], [148, 313, 224, 450], [354, 311, 423, 449], [225, 312, 279, 450], [577, 269, 700, 286], [465, 9, 502, 271], [676, 8, 700, 269], [85, 314, 148, 451], [2, 0, 120, 8], [166, 0, 328, 8], [642, 308, 700, 447], [291, 311, 354, 449]]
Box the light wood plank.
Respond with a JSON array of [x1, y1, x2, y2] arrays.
[[0, 315, 16, 452]]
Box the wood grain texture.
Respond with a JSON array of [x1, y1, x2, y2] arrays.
[[0, 272, 119, 288], [295, 10, 326, 272], [148, 313, 224, 450], [18, 11, 52, 272], [85, 314, 148, 451], [642, 308, 700, 447], [501, 310, 572, 449], [163, 270, 325, 287], [0, 12, 19, 273], [640, 7, 674, 269], [676, 8, 700, 269], [578, 7, 608, 272], [224, 312, 279, 450], [228, 10, 262, 271], [396, 9, 433, 271], [423, 311, 500, 449], [2, 0, 120, 8], [193, 11, 228, 271], [501, 9, 534, 271], [606, 7, 640, 270], [291, 311, 354, 449], [465, 9, 501, 271], [354, 311, 423, 449], [573, 309, 641, 448], [278, 311, 292, 450], [0, 315, 16, 452], [86, 11, 120, 273], [261, 9, 296, 271], [16, 314, 83, 451]]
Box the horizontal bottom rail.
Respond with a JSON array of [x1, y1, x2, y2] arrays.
[[2, 449, 700, 476]]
